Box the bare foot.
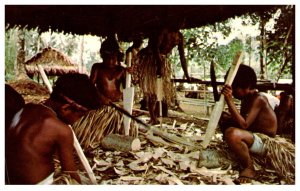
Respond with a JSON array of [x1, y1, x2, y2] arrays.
[[234, 168, 256, 184], [148, 119, 160, 125]]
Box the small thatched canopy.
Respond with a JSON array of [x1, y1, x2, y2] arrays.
[[24, 47, 79, 76]]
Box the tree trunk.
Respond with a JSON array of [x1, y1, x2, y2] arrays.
[[275, 24, 293, 82], [259, 17, 267, 80], [79, 35, 86, 73], [15, 27, 28, 80]]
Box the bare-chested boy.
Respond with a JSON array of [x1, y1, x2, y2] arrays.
[[5, 73, 101, 184], [220, 64, 277, 183], [90, 35, 131, 105]]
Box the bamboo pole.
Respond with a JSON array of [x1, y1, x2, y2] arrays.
[[201, 51, 243, 149]]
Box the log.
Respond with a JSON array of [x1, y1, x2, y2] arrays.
[[201, 51, 243, 149], [110, 102, 195, 148], [101, 134, 141, 151]]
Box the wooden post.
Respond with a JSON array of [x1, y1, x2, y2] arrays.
[[123, 52, 135, 135], [38, 65, 53, 93], [201, 51, 243, 149], [156, 77, 163, 128]]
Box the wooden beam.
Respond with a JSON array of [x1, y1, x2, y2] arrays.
[[172, 79, 293, 92]]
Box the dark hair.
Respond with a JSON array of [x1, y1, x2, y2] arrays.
[[100, 35, 124, 62], [5, 84, 25, 129], [231, 64, 257, 89], [50, 73, 101, 110]]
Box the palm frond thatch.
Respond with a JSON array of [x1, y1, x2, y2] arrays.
[[24, 47, 78, 76]]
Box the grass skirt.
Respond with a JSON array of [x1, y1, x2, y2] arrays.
[[253, 133, 295, 183], [71, 105, 138, 150]]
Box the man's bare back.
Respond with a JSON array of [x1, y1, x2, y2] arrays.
[[6, 103, 77, 184]]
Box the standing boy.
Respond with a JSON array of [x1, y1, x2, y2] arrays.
[[90, 35, 131, 105]]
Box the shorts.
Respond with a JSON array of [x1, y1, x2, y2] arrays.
[[249, 133, 266, 156], [37, 172, 54, 185]]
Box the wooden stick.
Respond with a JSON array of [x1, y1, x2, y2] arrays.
[[201, 51, 243, 148], [38, 65, 53, 93], [70, 126, 97, 184]]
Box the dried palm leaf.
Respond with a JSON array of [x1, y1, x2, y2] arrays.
[[72, 106, 137, 150], [253, 133, 295, 183]]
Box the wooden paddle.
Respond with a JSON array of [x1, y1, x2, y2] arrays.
[[201, 51, 243, 149], [123, 52, 135, 135]]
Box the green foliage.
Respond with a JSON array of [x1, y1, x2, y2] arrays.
[[5, 27, 17, 80]]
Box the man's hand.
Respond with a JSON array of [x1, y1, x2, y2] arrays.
[[221, 84, 233, 100], [126, 66, 134, 74]]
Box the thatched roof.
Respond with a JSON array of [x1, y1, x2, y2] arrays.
[[24, 47, 78, 76], [5, 5, 277, 41]]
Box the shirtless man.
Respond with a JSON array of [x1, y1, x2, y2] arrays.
[[90, 35, 131, 105], [5, 84, 25, 130], [220, 64, 277, 183], [5, 73, 101, 184], [135, 26, 190, 124]]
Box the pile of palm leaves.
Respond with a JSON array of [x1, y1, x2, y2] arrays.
[[253, 133, 295, 184]]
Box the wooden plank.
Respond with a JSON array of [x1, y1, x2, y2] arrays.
[[123, 87, 134, 135], [123, 52, 134, 135], [201, 51, 243, 149]]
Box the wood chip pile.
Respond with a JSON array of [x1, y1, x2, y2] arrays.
[[7, 80, 294, 185], [55, 111, 294, 185]]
